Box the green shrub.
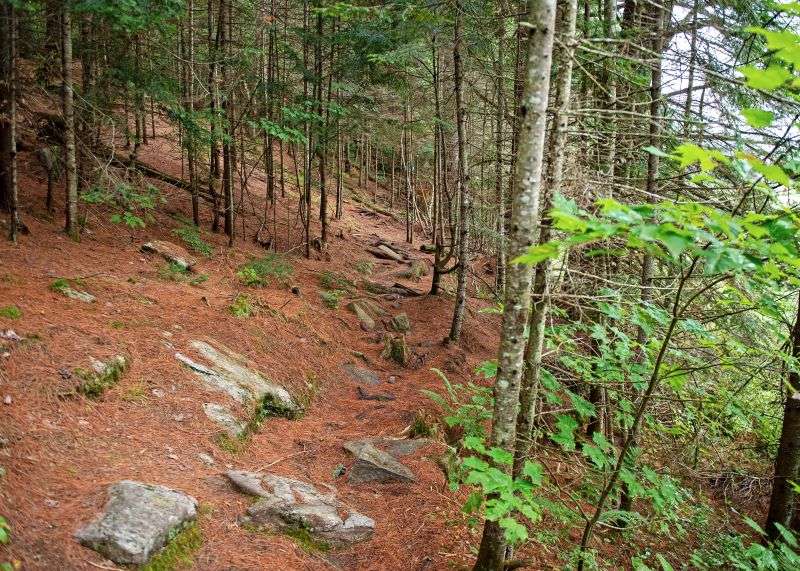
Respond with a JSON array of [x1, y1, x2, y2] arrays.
[[82, 183, 163, 229], [320, 270, 354, 292], [0, 306, 21, 320], [320, 289, 345, 309], [237, 254, 293, 287], [142, 522, 203, 571], [229, 294, 253, 318], [173, 226, 214, 257], [50, 278, 71, 294], [158, 262, 190, 282]]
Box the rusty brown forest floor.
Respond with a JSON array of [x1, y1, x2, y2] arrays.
[[0, 108, 524, 570]]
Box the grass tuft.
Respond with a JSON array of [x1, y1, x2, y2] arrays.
[[237, 254, 293, 287], [0, 306, 21, 320]]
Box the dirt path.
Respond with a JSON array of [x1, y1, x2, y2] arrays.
[[0, 125, 505, 569]]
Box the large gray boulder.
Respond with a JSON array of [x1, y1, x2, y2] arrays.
[[75, 481, 197, 565], [175, 340, 299, 417], [343, 440, 416, 484], [226, 471, 374, 545]]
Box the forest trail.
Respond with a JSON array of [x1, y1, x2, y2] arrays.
[[0, 105, 510, 570]]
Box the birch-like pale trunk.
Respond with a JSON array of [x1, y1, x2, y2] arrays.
[[472, 0, 557, 567], [512, 0, 577, 478]]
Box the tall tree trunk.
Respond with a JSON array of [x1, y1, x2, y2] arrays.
[[766, 291, 800, 540], [619, 0, 665, 513], [208, 0, 221, 231], [220, 0, 234, 243], [493, 6, 506, 295], [1, 2, 19, 241], [448, 0, 470, 343], [512, 0, 577, 478], [472, 0, 556, 565], [62, 1, 79, 240], [187, 0, 199, 225]]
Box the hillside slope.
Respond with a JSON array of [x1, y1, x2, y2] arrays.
[[0, 106, 509, 570]]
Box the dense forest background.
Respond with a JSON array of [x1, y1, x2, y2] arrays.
[[1, 0, 800, 569]]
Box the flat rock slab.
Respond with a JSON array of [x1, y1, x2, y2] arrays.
[[176, 340, 299, 416], [141, 240, 198, 270], [203, 402, 246, 438], [75, 481, 197, 565], [62, 286, 96, 303], [342, 363, 380, 386], [226, 471, 374, 545], [346, 299, 386, 331], [343, 440, 416, 484], [366, 245, 404, 262]]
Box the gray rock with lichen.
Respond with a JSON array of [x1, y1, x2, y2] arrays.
[[175, 340, 299, 417], [226, 471, 374, 545], [343, 440, 416, 484], [75, 481, 197, 565]]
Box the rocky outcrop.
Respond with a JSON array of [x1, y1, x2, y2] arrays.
[[75, 481, 197, 565], [141, 240, 198, 270], [226, 471, 374, 545], [175, 340, 299, 416]]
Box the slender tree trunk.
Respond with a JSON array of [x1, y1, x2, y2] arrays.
[[618, 0, 665, 513], [62, 2, 79, 240], [208, 0, 221, 231], [472, 0, 557, 566], [766, 291, 800, 540], [187, 0, 199, 225], [512, 0, 577, 478], [1, 2, 19, 241], [448, 1, 470, 343], [493, 7, 506, 295]]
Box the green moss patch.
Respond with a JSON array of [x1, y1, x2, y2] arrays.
[[0, 305, 21, 320], [75, 355, 130, 399], [142, 522, 203, 571]]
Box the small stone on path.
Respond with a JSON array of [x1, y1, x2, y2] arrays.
[[343, 440, 416, 484], [342, 363, 380, 386]]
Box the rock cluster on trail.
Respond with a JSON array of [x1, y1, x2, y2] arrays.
[[346, 298, 386, 331], [176, 340, 299, 437], [141, 240, 198, 270], [75, 481, 197, 565], [225, 471, 375, 545], [176, 340, 299, 413], [343, 439, 418, 484]]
